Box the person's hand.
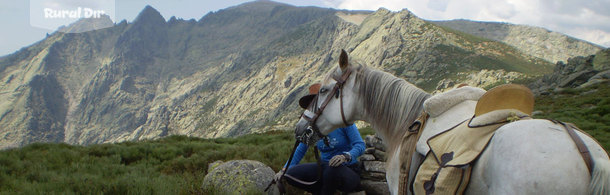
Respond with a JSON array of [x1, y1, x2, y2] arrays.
[[274, 169, 285, 182], [329, 153, 351, 167]]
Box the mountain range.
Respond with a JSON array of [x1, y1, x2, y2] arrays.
[[0, 0, 604, 149]]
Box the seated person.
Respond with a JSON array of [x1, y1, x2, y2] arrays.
[[276, 124, 365, 195]]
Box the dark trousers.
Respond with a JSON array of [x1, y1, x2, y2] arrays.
[[284, 162, 361, 195]]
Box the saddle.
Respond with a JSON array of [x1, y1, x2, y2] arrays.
[[402, 84, 536, 194]]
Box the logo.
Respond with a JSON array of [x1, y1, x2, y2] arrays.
[[43, 7, 107, 19], [30, 0, 116, 33]]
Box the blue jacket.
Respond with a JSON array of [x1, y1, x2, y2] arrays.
[[286, 124, 365, 167]]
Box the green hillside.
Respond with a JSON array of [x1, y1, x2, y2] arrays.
[[0, 132, 299, 194], [534, 82, 610, 149], [0, 128, 374, 194]]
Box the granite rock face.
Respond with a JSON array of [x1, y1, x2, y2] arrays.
[[530, 49, 610, 95], [433, 19, 603, 64], [0, 1, 588, 149]]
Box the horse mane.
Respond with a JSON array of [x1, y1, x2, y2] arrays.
[[336, 63, 431, 152]]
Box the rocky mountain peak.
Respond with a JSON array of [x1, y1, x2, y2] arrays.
[[231, 0, 291, 10], [58, 14, 114, 33], [133, 5, 165, 26]]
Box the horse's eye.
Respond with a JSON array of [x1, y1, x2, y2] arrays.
[[319, 88, 329, 94]]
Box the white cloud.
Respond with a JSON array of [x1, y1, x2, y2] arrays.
[[566, 28, 610, 47], [334, 0, 410, 11], [427, 0, 449, 12], [321, 0, 610, 47]]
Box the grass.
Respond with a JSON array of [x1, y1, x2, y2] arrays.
[[0, 128, 376, 194], [0, 82, 607, 194], [534, 82, 610, 149]]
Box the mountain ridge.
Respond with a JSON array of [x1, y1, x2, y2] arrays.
[[0, 2, 598, 149], [432, 19, 603, 63]]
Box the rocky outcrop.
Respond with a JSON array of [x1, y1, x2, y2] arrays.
[[359, 134, 390, 195], [435, 69, 528, 92], [433, 20, 603, 64], [530, 49, 610, 95], [202, 160, 277, 194]]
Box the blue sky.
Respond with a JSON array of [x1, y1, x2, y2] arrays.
[[1, 0, 609, 56]]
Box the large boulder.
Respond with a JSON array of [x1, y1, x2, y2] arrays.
[[202, 160, 277, 194], [530, 55, 602, 95]]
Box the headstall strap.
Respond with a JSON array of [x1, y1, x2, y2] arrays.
[[310, 68, 352, 125], [301, 68, 353, 146], [334, 68, 352, 126]]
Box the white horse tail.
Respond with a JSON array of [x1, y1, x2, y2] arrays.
[[590, 158, 610, 195]]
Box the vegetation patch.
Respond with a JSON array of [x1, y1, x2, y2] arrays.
[[0, 129, 375, 194], [534, 82, 610, 149]]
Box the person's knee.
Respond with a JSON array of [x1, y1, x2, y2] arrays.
[[324, 166, 342, 180]]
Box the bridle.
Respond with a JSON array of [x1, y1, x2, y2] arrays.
[[297, 67, 353, 145], [265, 67, 354, 194]]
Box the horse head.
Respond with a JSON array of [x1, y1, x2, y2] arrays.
[[295, 49, 361, 145]]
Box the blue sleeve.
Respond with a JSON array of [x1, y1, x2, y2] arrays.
[[345, 124, 365, 160], [284, 142, 308, 168]]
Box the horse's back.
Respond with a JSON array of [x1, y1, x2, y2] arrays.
[[467, 119, 609, 195]]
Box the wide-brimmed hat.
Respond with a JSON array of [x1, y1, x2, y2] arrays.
[[298, 83, 321, 109]]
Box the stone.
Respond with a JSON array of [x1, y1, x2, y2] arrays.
[[363, 161, 386, 173], [373, 149, 386, 160], [347, 191, 367, 195], [202, 160, 277, 194], [365, 147, 376, 154], [359, 154, 376, 161], [361, 171, 387, 181], [365, 135, 386, 151], [558, 70, 598, 88], [207, 160, 224, 173], [361, 180, 390, 195], [590, 70, 610, 80]]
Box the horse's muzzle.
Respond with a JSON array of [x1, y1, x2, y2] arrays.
[[295, 120, 321, 146]]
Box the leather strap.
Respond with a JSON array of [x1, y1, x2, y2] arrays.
[[398, 111, 429, 195], [560, 121, 594, 175], [265, 141, 300, 194], [304, 68, 353, 127]]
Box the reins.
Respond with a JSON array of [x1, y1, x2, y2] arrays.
[[264, 141, 324, 194], [264, 141, 299, 193], [266, 67, 354, 194]]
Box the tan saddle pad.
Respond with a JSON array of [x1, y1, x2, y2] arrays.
[[413, 118, 508, 194]]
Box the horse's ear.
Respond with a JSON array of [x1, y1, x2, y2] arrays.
[[339, 49, 349, 71]]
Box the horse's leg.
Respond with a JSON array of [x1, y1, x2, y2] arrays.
[[466, 120, 606, 195]]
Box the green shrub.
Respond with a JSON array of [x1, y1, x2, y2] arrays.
[[534, 82, 610, 149], [0, 130, 323, 194]]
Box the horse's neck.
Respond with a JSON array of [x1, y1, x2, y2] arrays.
[[359, 91, 429, 156]]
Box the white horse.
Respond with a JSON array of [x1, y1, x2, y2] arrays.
[[294, 50, 610, 194]]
